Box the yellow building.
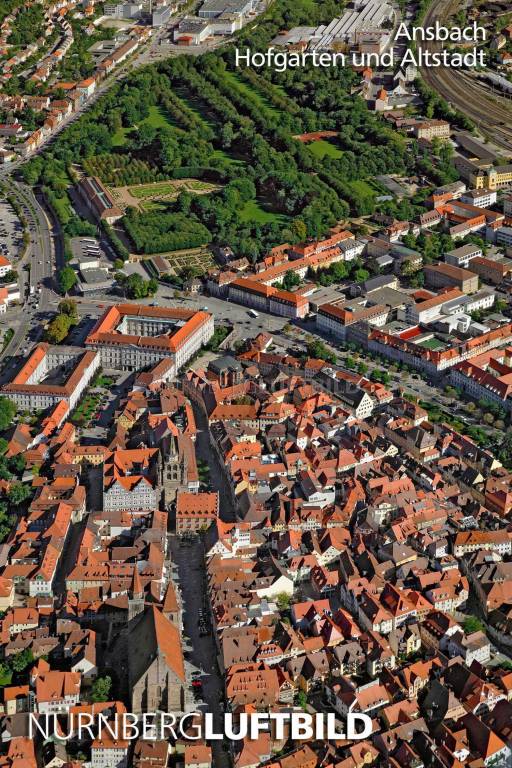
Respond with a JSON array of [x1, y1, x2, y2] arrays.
[[471, 164, 512, 190]]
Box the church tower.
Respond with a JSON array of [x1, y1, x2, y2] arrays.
[[128, 568, 145, 621]]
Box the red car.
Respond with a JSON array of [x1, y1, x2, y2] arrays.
[[192, 680, 202, 689]]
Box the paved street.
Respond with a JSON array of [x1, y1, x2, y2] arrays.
[[191, 401, 237, 523], [170, 536, 229, 768]]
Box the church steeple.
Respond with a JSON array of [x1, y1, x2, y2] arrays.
[[128, 567, 145, 621]]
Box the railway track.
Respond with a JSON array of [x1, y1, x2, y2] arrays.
[[419, 0, 512, 151]]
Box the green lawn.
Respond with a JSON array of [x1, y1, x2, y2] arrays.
[[113, 105, 182, 142], [346, 179, 380, 197], [210, 149, 245, 167], [418, 337, 446, 350], [140, 200, 171, 213], [111, 126, 131, 147], [239, 199, 288, 224], [188, 180, 214, 190], [307, 139, 343, 159], [141, 105, 175, 130], [52, 193, 72, 222], [92, 373, 114, 388]]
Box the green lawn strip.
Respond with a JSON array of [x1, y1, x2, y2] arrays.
[[0, 670, 12, 686], [210, 149, 245, 168], [129, 182, 178, 199], [52, 193, 73, 222], [141, 105, 176, 130], [172, 88, 219, 131], [140, 200, 172, 212], [222, 70, 283, 119], [346, 179, 380, 196]]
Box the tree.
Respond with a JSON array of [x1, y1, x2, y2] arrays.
[[10, 648, 34, 673], [206, 325, 229, 352], [0, 397, 16, 432], [7, 482, 31, 507], [276, 593, 291, 612], [91, 675, 112, 703], [353, 268, 369, 283], [124, 274, 157, 299], [220, 122, 235, 148], [401, 259, 420, 277], [306, 340, 336, 365], [58, 299, 78, 322], [296, 690, 308, 711], [282, 270, 300, 291], [463, 616, 485, 634], [0, 661, 11, 683], [8, 454, 25, 476], [45, 314, 73, 344], [58, 266, 77, 295], [291, 219, 307, 242], [0, 500, 13, 542], [1, 269, 18, 283]]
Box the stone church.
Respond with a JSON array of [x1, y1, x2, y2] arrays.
[[128, 606, 186, 714]]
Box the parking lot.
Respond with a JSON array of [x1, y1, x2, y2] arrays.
[[0, 199, 24, 261], [70, 236, 111, 268]]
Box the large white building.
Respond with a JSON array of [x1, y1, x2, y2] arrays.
[[1, 344, 100, 410], [405, 289, 494, 325], [85, 304, 214, 372]]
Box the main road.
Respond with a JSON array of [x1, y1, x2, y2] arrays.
[[419, 0, 512, 151]]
